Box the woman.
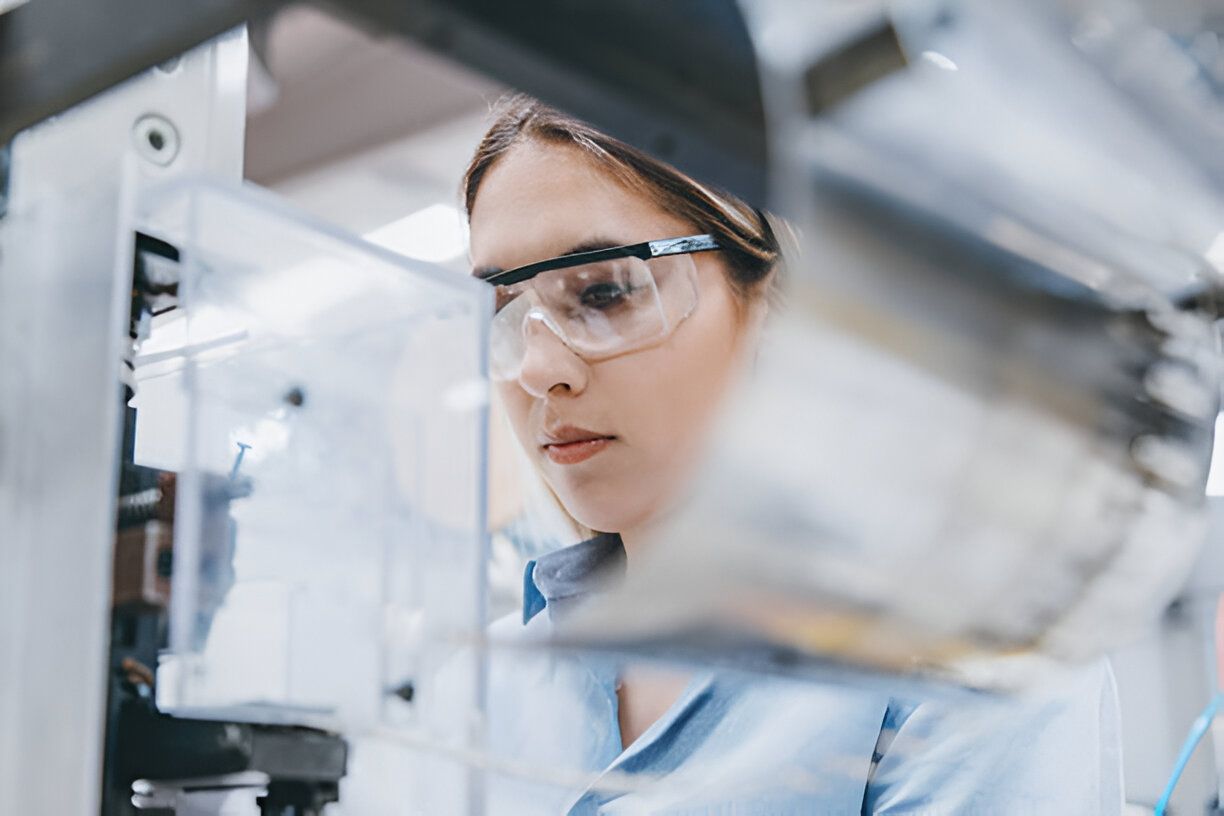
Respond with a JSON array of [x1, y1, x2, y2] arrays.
[[465, 95, 1122, 814]]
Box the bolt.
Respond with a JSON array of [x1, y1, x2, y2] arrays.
[[390, 681, 415, 703], [229, 441, 252, 480]]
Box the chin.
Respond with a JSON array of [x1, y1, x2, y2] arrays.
[[559, 493, 656, 539], [564, 506, 628, 536]]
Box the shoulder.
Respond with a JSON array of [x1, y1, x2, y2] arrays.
[[866, 659, 1123, 814]]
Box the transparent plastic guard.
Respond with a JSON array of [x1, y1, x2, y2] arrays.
[[135, 181, 490, 764]]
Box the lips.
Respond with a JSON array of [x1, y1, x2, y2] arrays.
[[540, 425, 616, 465]]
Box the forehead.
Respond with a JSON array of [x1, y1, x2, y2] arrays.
[[468, 140, 694, 271]]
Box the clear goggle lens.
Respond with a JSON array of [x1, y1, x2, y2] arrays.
[[490, 253, 699, 381]]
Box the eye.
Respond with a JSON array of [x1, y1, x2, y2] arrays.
[[579, 281, 633, 309]]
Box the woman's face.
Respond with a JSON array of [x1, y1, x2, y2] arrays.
[[469, 140, 758, 539]]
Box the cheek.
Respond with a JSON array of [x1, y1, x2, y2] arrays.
[[603, 285, 745, 463]]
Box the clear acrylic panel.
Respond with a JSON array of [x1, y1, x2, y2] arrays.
[[133, 180, 490, 774]]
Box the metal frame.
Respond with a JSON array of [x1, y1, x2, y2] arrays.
[[0, 30, 248, 816], [0, 0, 268, 143], [0, 0, 768, 206]]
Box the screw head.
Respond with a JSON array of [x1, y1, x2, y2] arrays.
[[132, 115, 180, 167]]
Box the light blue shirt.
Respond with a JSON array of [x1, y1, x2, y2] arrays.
[[483, 535, 1124, 815]]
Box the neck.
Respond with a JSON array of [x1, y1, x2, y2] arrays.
[[616, 521, 660, 568]]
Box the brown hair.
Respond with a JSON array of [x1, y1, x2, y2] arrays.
[[461, 94, 780, 302]]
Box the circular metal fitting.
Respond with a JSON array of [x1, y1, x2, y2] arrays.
[[132, 114, 181, 167]]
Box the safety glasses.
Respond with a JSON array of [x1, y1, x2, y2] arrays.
[[484, 235, 720, 381]]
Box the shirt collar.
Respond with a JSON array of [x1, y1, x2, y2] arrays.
[[521, 532, 626, 625]]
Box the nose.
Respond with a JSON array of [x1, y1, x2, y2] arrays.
[[516, 314, 590, 398]]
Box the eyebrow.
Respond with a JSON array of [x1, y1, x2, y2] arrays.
[[562, 237, 624, 256], [471, 236, 626, 281]]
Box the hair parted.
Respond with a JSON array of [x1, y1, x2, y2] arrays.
[[462, 94, 780, 302]]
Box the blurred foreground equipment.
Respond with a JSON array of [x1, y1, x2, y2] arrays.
[[5, 1, 1224, 814], [555, 0, 1224, 690]]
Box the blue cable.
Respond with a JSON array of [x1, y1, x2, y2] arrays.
[[1154, 692, 1224, 816]]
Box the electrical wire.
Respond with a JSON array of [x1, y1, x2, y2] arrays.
[[1153, 595, 1224, 816], [1154, 692, 1223, 816]]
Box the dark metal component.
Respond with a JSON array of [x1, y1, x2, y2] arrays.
[[102, 609, 166, 815], [116, 468, 176, 529], [156, 548, 174, 579], [118, 462, 162, 503], [117, 488, 162, 525], [111, 694, 346, 814], [134, 233, 181, 266], [0, 141, 9, 219], [105, 608, 348, 814], [114, 703, 348, 790], [104, 489, 348, 813], [804, 17, 908, 115], [391, 680, 415, 703], [132, 233, 182, 326], [333, 0, 768, 204], [0, 0, 769, 205], [115, 702, 253, 783], [260, 779, 341, 816], [134, 234, 181, 290], [0, 0, 273, 144], [249, 727, 349, 785], [107, 393, 343, 815]]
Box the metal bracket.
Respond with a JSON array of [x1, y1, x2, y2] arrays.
[[0, 0, 769, 205], [0, 142, 9, 219]]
